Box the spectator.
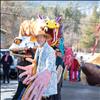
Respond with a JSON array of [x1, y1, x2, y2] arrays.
[[1, 51, 13, 83], [78, 56, 84, 81]]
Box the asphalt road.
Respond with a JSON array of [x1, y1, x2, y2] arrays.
[[61, 81, 100, 100], [1, 80, 100, 100]]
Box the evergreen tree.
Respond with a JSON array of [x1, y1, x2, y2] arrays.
[[80, 4, 99, 50]]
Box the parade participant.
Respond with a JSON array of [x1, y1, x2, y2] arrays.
[[52, 48, 64, 100], [70, 54, 80, 81], [17, 30, 57, 100], [63, 47, 73, 80], [1, 51, 13, 83]]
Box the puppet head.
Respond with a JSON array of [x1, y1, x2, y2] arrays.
[[9, 15, 62, 57], [9, 15, 47, 57], [44, 16, 62, 47]]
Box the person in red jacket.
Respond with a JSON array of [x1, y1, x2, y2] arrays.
[[70, 54, 80, 81]]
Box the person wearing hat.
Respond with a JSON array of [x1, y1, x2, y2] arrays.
[[17, 31, 57, 100]]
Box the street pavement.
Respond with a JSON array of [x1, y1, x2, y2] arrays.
[[1, 80, 100, 100], [61, 81, 100, 100]]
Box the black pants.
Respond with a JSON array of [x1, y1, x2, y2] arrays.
[[3, 65, 10, 83], [42, 83, 62, 100], [12, 81, 27, 100]]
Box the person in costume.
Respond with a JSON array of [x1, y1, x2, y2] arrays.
[[9, 15, 63, 100], [63, 47, 73, 80], [70, 54, 80, 81], [51, 47, 65, 100], [17, 30, 57, 100]]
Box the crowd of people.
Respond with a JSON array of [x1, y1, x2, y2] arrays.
[[0, 46, 84, 100], [0, 48, 84, 100], [64, 53, 84, 82], [0, 33, 84, 100]]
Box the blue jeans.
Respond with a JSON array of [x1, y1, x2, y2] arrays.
[[78, 68, 81, 81]]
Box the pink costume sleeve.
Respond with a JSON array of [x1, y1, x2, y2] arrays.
[[23, 69, 51, 100]]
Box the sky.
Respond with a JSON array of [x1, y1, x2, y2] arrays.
[[26, 1, 100, 7], [22, 1, 100, 15]]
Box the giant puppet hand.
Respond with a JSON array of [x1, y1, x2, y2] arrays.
[[22, 69, 51, 100], [17, 61, 37, 84], [17, 65, 51, 100]]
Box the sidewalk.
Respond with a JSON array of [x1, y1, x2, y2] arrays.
[[1, 80, 18, 100]]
